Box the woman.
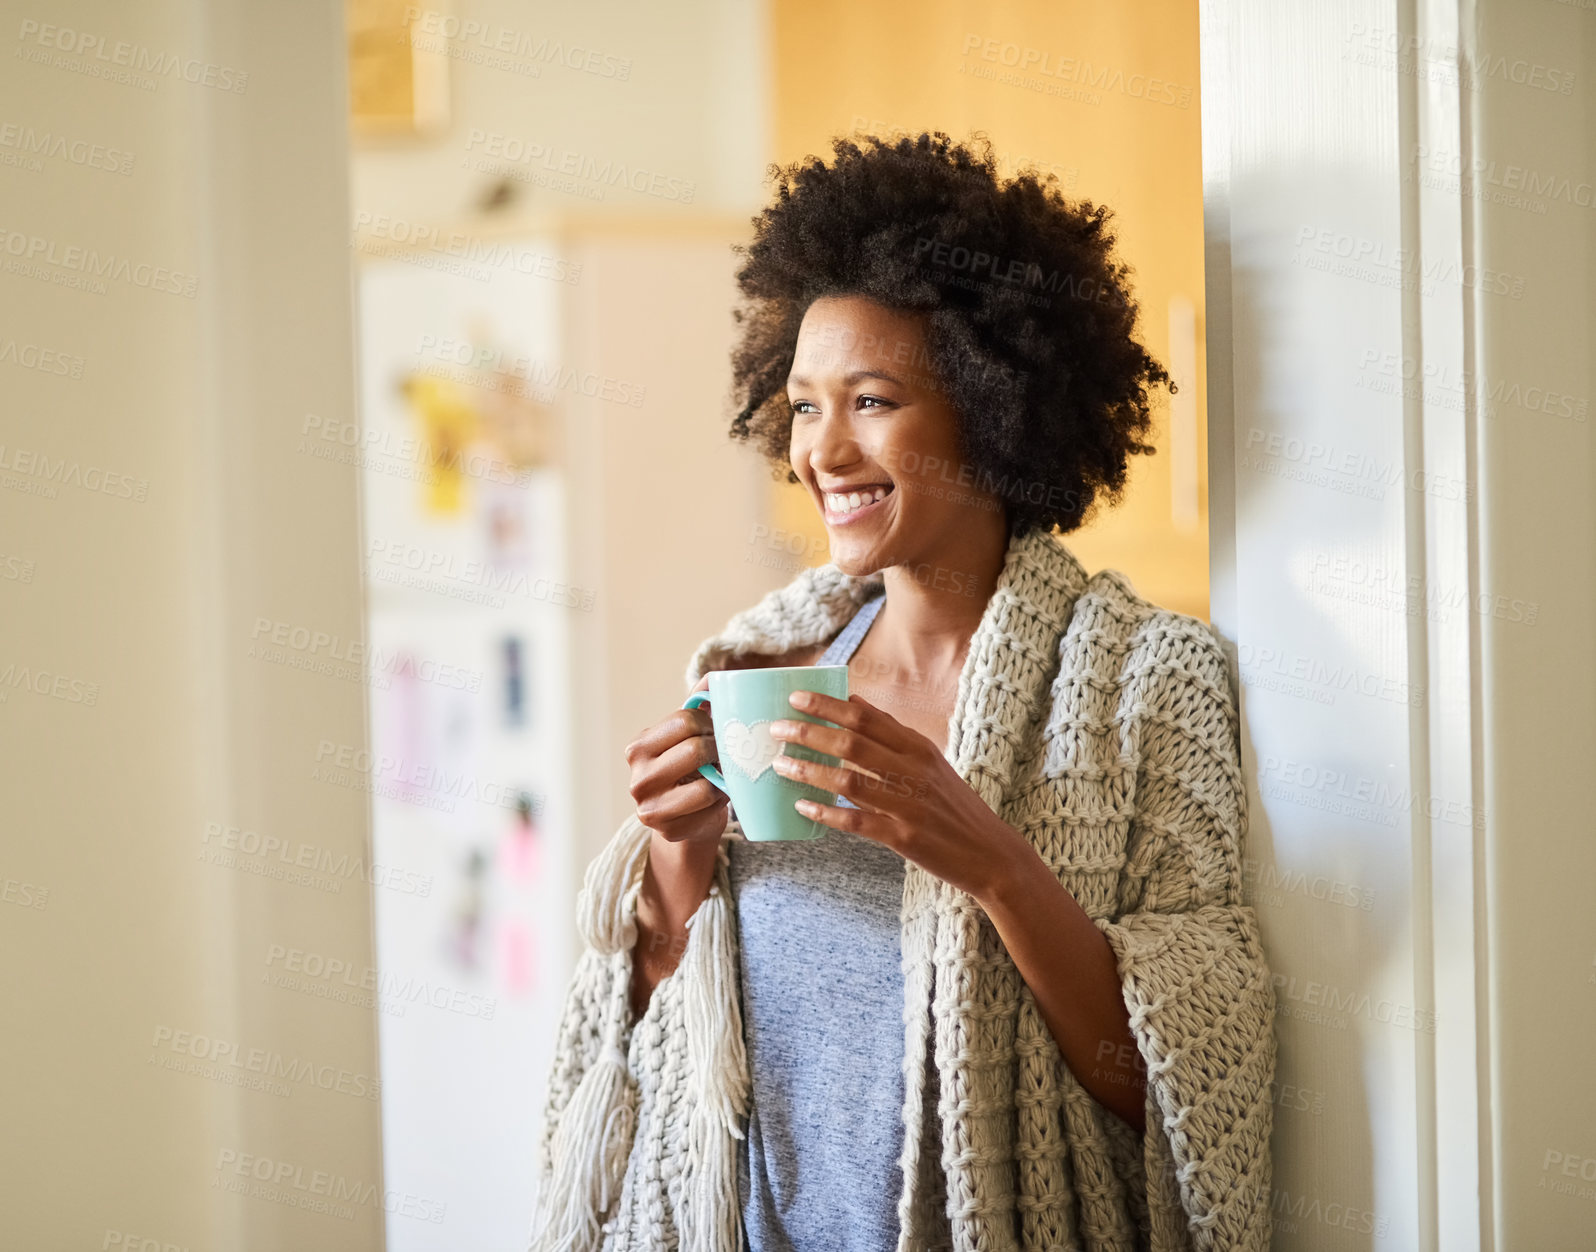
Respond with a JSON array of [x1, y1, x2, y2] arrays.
[[531, 132, 1276, 1252]]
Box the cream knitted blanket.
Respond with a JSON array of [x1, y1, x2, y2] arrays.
[[529, 527, 1277, 1252]]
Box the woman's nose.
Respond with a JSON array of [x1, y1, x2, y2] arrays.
[[806, 409, 862, 474]]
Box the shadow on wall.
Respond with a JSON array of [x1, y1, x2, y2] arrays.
[[1225, 165, 1415, 1248]]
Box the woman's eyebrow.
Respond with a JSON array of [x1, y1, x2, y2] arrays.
[[786, 368, 906, 389]]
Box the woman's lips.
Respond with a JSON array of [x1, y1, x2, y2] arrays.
[[822, 484, 893, 526]]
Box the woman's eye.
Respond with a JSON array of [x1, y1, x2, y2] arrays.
[[788, 396, 892, 415]]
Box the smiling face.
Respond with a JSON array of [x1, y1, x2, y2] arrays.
[[786, 295, 1008, 578]]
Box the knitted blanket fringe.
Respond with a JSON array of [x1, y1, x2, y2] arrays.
[[527, 815, 650, 1252], [674, 873, 749, 1252], [530, 814, 750, 1252]]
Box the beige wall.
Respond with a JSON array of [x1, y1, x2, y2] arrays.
[[769, 0, 1210, 617], [0, 1, 385, 1248], [1473, 1, 1596, 1242], [349, 0, 769, 226]]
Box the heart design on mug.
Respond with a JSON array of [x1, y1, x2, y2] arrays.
[[721, 719, 783, 782]]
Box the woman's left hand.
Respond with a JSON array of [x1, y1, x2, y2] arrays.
[[768, 689, 1026, 904]]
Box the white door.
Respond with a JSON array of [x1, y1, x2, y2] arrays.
[[1201, 2, 1596, 1247]]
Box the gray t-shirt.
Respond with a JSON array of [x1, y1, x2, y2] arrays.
[[724, 592, 927, 1251]]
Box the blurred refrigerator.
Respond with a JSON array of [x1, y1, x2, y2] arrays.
[[354, 251, 575, 1252]]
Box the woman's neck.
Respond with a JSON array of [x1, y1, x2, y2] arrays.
[[869, 530, 1009, 675]]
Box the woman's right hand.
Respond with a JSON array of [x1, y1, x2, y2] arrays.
[[624, 675, 729, 1020], [624, 674, 729, 847]]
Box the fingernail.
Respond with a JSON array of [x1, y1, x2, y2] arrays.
[[770, 720, 793, 737]]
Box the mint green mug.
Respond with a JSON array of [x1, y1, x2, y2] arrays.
[[682, 665, 850, 841]]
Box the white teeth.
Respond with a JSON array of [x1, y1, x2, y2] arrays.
[[825, 485, 891, 515]]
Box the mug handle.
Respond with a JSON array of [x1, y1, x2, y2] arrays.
[[681, 691, 729, 794]]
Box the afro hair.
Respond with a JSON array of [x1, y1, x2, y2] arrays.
[[727, 130, 1173, 538]]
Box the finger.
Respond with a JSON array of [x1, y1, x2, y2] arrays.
[[768, 715, 892, 774], [628, 706, 714, 762], [635, 731, 721, 799], [785, 688, 919, 752], [791, 793, 891, 842], [772, 753, 911, 812], [638, 776, 729, 825]]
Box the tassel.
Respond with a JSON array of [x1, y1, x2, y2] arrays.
[[529, 817, 653, 1252], [530, 1039, 637, 1252], [578, 817, 653, 955], [675, 879, 751, 1252]]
